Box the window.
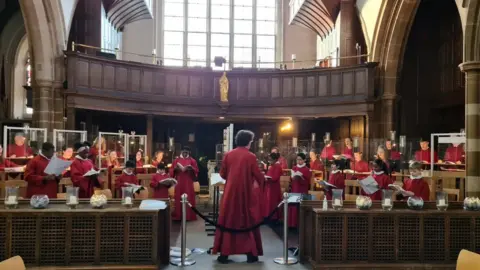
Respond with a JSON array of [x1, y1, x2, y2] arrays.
[[25, 57, 33, 115], [163, 0, 277, 68]]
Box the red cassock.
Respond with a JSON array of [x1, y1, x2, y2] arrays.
[[7, 144, 32, 157], [88, 148, 99, 164], [343, 147, 353, 159], [288, 165, 312, 228], [348, 160, 370, 179], [403, 177, 430, 201], [136, 160, 145, 174], [278, 156, 288, 170], [361, 172, 392, 200], [263, 162, 282, 220], [444, 145, 465, 163], [0, 159, 19, 171], [70, 157, 104, 198], [150, 173, 171, 199], [24, 155, 58, 198], [309, 159, 324, 171], [152, 160, 165, 168], [389, 150, 401, 160], [115, 173, 138, 195], [415, 149, 438, 163], [325, 172, 345, 200], [320, 146, 336, 160], [170, 157, 199, 221], [213, 147, 265, 256]]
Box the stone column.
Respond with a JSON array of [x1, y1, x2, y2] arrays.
[[66, 107, 76, 130], [459, 61, 480, 197], [340, 0, 357, 66], [53, 81, 65, 130], [33, 80, 53, 129]]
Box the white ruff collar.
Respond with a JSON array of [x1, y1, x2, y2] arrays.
[[331, 170, 340, 174], [410, 175, 423, 180], [123, 169, 134, 175], [373, 170, 384, 175], [296, 163, 306, 168]]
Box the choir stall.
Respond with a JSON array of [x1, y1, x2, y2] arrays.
[[0, 199, 171, 269], [299, 201, 475, 270]]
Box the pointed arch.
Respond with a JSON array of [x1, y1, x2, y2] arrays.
[[465, 0, 480, 61]]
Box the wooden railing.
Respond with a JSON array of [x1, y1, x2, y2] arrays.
[[65, 52, 377, 117]]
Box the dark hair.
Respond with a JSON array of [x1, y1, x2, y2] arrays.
[[125, 160, 136, 168], [182, 146, 191, 152], [309, 148, 317, 154], [297, 153, 306, 160], [409, 161, 422, 170], [269, 152, 280, 160], [157, 162, 166, 170], [372, 158, 388, 172], [235, 130, 255, 147], [42, 142, 55, 152], [62, 145, 67, 151], [83, 141, 91, 147], [155, 150, 164, 155]]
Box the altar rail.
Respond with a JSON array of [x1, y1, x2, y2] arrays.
[[299, 201, 474, 270], [0, 199, 170, 268], [65, 52, 377, 117]]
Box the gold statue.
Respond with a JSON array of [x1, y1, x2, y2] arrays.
[[219, 72, 229, 102]]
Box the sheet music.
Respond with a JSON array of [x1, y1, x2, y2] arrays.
[[211, 173, 226, 186], [44, 156, 72, 176], [83, 168, 100, 177], [139, 200, 167, 210], [317, 180, 337, 189], [359, 175, 379, 195]]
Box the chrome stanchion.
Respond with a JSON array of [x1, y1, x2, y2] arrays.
[[274, 192, 298, 265], [170, 193, 196, 266]]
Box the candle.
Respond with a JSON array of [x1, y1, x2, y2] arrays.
[[291, 54, 296, 60], [258, 138, 264, 148], [292, 137, 298, 147], [69, 196, 78, 205], [399, 135, 406, 148], [6, 196, 17, 204], [353, 137, 359, 148], [334, 199, 341, 206], [125, 197, 132, 205], [325, 132, 331, 142], [383, 198, 391, 206], [438, 199, 446, 206], [311, 133, 316, 142]]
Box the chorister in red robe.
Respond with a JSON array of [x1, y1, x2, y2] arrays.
[[361, 171, 392, 200], [415, 149, 438, 163], [115, 172, 138, 196], [0, 157, 18, 171], [170, 148, 198, 221], [349, 153, 370, 179], [71, 153, 104, 198], [320, 144, 336, 160], [278, 156, 288, 170], [325, 169, 345, 200], [443, 144, 465, 163], [309, 158, 324, 171], [403, 176, 430, 201], [288, 154, 312, 228], [213, 141, 265, 259], [343, 147, 353, 159], [263, 157, 283, 220], [7, 143, 33, 157], [150, 172, 172, 199], [24, 154, 59, 198]]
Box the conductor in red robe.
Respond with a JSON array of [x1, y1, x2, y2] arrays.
[[263, 152, 283, 221], [213, 130, 265, 264], [70, 142, 104, 198], [271, 147, 288, 169], [24, 142, 59, 198], [288, 153, 312, 228], [170, 146, 198, 221], [414, 139, 438, 163]]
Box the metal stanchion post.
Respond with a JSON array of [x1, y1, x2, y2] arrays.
[[274, 192, 298, 265], [170, 194, 196, 266]]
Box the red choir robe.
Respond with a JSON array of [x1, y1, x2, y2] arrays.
[[136, 160, 146, 174], [444, 145, 465, 163], [320, 146, 336, 160], [59, 156, 73, 177], [348, 160, 370, 179], [170, 156, 199, 221], [213, 147, 265, 256], [309, 159, 324, 171], [278, 156, 288, 170], [0, 159, 19, 170], [343, 147, 353, 159], [288, 165, 312, 228], [263, 162, 282, 220], [152, 159, 165, 168], [24, 155, 58, 198], [114, 172, 138, 195], [150, 173, 172, 198], [325, 170, 345, 200], [388, 150, 401, 160], [415, 149, 438, 163], [403, 177, 430, 201], [7, 144, 33, 157], [361, 172, 392, 200], [70, 157, 104, 198]]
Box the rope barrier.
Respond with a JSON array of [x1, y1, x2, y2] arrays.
[[188, 201, 283, 233]]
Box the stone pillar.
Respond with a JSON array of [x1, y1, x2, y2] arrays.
[[53, 81, 65, 130], [66, 107, 76, 130], [146, 115, 153, 158], [340, 0, 357, 66], [380, 94, 396, 138], [459, 61, 480, 197], [33, 80, 53, 129]]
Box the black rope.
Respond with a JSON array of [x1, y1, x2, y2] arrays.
[[188, 202, 284, 233]]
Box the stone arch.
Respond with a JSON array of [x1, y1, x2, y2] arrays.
[[19, 0, 67, 130], [464, 0, 480, 62]]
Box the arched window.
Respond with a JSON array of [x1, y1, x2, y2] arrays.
[[25, 57, 31, 86], [25, 56, 33, 114]]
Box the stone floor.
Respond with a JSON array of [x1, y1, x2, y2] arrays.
[[165, 219, 312, 269]]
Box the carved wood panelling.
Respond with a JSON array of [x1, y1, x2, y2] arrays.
[[66, 52, 377, 117]]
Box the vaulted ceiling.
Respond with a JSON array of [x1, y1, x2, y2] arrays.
[[289, 0, 341, 39]]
